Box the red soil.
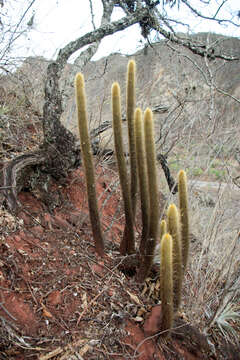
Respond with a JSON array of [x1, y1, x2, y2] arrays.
[[0, 165, 236, 359]]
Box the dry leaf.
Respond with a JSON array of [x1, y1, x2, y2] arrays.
[[133, 316, 144, 322], [41, 302, 53, 318], [126, 290, 141, 305], [81, 292, 88, 308], [43, 307, 53, 318], [79, 344, 90, 356], [137, 307, 147, 317], [39, 347, 62, 360]]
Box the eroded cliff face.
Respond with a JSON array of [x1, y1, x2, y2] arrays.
[[1, 34, 239, 154]]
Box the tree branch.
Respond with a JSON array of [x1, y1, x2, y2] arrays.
[[151, 22, 239, 61], [57, 7, 149, 70]]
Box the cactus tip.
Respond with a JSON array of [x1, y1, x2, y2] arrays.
[[128, 59, 136, 70], [75, 72, 84, 87], [112, 82, 120, 95]]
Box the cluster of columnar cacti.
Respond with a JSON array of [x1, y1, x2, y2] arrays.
[[75, 60, 189, 337], [159, 170, 189, 336]]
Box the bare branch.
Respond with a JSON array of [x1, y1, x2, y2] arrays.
[[151, 21, 239, 61], [89, 0, 96, 30], [0, 0, 36, 63], [181, 0, 239, 27]]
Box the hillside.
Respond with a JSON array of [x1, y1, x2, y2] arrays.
[[1, 33, 239, 181], [0, 33, 240, 359]]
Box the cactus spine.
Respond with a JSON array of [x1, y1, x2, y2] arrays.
[[127, 60, 138, 219], [134, 108, 149, 255], [75, 73, 104, 257], [160, 233, 173, 336], [138, 108, 159, 281], [112, 82, 135, 254], [167, 204, 182, 311], [178, 170, 189, 273]]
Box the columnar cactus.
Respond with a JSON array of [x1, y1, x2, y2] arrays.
[[126, 60, 138, 219], [134, 107, 149, 255], [159, 219, 167, 242], [138, 108, 159, 281], [160, 233, 173, 336], [75, 73, 104, 256], [178, 170, 189, 273], [111, 82, 135, 255], [167, 204, 183, 311]]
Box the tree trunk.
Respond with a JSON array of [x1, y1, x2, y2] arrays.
[[2, 6, 149, 212]]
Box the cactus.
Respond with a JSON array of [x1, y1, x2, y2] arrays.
[[75, 73, 104, 257], [134, 107, 149, 256], [138, 108, 159, 281], [111, 82, 135, 255], [167, 204, 182, 311], [160, 233, 173, 336], [178, 170, 189, 273], [75, 64, 191, 341], [126, 60, 138, 219], [159, 219, 167, 243]]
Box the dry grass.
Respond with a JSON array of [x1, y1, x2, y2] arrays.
[[181, 180, 240, 345]]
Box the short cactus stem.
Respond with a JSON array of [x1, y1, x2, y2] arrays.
[[159, 219, 167, 243], [178, 170, 189, 273], [167, 203, 182, 311], [160, 233, 173, 337]]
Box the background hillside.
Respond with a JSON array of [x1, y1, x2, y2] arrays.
[[1, 33, 239, 180]]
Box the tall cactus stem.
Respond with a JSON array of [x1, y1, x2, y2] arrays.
[[126, 60, 138, 219], [112, 82, 135, 255], [75, 73, 104, 257], [134, 108, 149, 256], [167, 203, 182, 311], [138, 108, 159, 281], [160, 233, 173, 337], [178, 170, 189, 273]]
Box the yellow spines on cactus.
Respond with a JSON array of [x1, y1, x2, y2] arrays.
[[167, 204, 182, 311], [127, 60, 138, 219], [159, 219, 167, 242], [145, 108, 159, 245], [160, 233, 173, 336], [138, 108, 159, 281], [112, 82, 135, 255], [75, 73, 104, 256], [134, 107, 149, 255], [178, 170, 189, 273]]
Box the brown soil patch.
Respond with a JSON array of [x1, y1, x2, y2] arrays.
[[0, 165, 238, 359]]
